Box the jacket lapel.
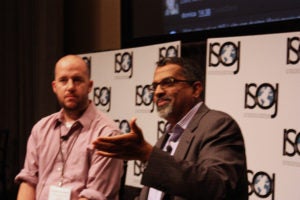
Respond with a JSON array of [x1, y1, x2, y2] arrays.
[[173, 104, 210, 160]]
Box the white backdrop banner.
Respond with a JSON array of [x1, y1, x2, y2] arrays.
[[206, 32, 300, 200], [80, 41, 181, 188]]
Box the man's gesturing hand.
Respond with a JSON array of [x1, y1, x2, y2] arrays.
[[92, 118, 153, 162]]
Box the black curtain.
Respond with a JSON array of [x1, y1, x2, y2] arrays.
[[1, 0, 64, 198]]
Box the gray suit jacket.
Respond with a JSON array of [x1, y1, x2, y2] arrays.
[[136, 104, 248, 200]]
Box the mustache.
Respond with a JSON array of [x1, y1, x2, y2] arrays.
[[155, 96, 171, 103], [65, 93, 78, 98]]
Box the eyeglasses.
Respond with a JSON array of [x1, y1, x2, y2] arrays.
[[150, 77, 195, 92]]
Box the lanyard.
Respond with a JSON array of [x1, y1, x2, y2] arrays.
[[58, 122, 81, 187]]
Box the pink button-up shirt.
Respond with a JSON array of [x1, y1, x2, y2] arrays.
[[15, 103, 124, 200]]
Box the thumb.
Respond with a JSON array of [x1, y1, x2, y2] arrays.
[[129, 117, 144, 139]]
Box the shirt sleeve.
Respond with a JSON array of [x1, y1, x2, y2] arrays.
[[79, 129, 124, 200], [15, 126, 39, 186]]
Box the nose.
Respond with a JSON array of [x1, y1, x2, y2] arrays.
[[66, 79, 75, 90], [153, 85, 165, 100]]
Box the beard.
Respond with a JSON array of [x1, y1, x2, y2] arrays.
[[62, 102, 81, 112], [157, 102, 173, 119], [59, 96, 89, 114]]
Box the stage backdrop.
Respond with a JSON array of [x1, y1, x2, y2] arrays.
[[205, 31, 300, 200], [79, 41, 181, 188]]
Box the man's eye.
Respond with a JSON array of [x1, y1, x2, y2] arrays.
[[73, 77, 83, 83], [162, 78, 174, 85], [59, 78, 67, 83]]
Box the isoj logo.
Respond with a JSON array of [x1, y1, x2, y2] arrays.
[[114, 119, 130, 133], [133, 160, 146, 177], [114, 51, 133, 78], [287, 36, 300, 65], [248, 170, 275, 200], [208, 41, 240, 74], [82, 56, 91, 73], [93, 86, 111, 112], [158, 45, 180, 60], [244, 83, 279, 118], [283, 128, 300, 157], [157, 120, 169, 140], [135, 84, 154, 113]]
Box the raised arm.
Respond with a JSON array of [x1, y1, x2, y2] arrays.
[[92, 118, 153, 162]]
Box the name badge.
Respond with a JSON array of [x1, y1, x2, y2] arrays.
[[48, 186, 71, 200]]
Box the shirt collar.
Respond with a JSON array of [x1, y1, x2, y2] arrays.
[[54, 101, 96, 131], [177, 101, 202, 130], [167, 101, 203, 141]]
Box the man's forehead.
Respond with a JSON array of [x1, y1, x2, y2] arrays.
[[154, 64, 183, 78], [55, 67, 88, 78]]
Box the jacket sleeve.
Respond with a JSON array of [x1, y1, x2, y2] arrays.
[[141, 111, 248, 200]]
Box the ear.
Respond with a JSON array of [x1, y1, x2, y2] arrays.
[[52, 80, 57, 94], [192, 81, 203, 99], [88, 80, 93, 93]]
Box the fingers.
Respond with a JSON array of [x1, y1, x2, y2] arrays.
[[95, 151, 119, 158], [92, 134, 135, 151], [96, 150, 139, 161], [94, 134, 124, 143], [92, 140, 118, 152]]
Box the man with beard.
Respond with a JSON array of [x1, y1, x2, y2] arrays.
[[93, 57, 248, 200], [15, 55, 123, 200]]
